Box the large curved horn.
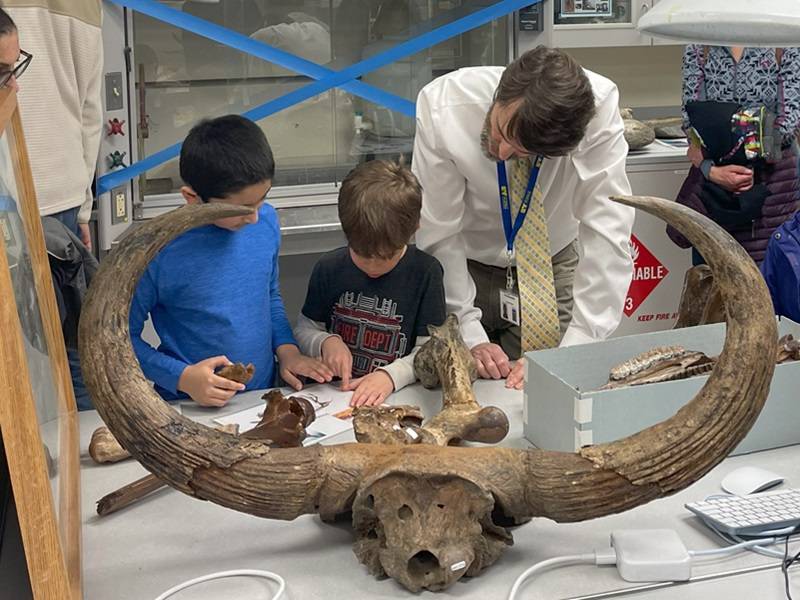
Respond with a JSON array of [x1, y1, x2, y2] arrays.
[[511, 195, 777, 521], [80, 195, 776, 527], [78, 204, 368, 519]]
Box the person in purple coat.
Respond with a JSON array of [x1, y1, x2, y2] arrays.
[[669, 45, 800, 265]]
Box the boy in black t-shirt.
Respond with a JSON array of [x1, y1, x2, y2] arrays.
[[294, 160, 446, 407]]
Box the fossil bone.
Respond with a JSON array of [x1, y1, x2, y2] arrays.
[[94, 402, 306, 517], [609, 345, 688, 381], [604, 332, 799, 391], [79, 197, 776, 592], [776, 334, 800, 364], [89, 426, 130, 464], [240, 390, 316, 446], [642, 116, 684, 139], [602, 351, 715, 390], [216, 362, 255, 385], [353, 316, 510, 449], [353, 405, 424, 445], [96, 473, 165, 517], [674, 265, 726, 328], [620, 108, 656, 150]]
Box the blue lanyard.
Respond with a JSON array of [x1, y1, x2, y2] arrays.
[[0, 195, 19, 214], [497, 155, 544, 254]]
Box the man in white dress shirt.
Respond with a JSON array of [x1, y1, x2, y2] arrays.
[[412, 46, 634, 389]]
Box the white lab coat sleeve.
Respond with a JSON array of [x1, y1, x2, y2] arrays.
[[562, 83, 635, 346], [412, 90, 489, 349]]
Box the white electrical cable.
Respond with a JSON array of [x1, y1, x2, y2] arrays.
[[732, 533, 797, 559], [507, 521, 800, 600], [153, 569, 286, 600], [692, 493, 800, 560], [702, 522, 798, 559], [689, 536, 786, 557], [507, 553, 597, 600]]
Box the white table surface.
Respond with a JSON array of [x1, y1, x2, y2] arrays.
[[79, 380, 800, 600]]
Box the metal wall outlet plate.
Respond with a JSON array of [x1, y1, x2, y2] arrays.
[[111, 187, 128, 224], [105, 72, 124, 111]]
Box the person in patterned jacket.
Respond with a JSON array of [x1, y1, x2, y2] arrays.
[[669, 45, 800, 265]]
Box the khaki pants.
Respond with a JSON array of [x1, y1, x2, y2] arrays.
[[467, 240, 579, 360]]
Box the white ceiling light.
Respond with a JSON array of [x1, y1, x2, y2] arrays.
[[638, 0, 800, 47]]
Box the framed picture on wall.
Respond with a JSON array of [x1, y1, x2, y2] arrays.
[[559, 0, 614, 18], [0, 87, 81, 599]]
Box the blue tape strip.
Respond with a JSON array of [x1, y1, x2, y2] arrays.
[[98, 0, 540, 195], [110, 0, 414, 116]]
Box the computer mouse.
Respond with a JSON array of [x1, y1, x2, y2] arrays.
[[720, 466, 785, 497]]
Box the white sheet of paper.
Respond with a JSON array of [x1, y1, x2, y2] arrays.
[[213, 384, 355, 442], [304, 415, 353, 445]]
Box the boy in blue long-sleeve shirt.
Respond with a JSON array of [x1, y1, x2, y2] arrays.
[[130, 115, 332, 406]]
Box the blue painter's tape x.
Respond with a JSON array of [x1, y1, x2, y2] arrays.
[[97, 0, 540, 195], [109, 0, 416, 116]]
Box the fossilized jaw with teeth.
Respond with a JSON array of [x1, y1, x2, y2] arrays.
[[79, 195, 777, 592], [609, 345, 688, 380]]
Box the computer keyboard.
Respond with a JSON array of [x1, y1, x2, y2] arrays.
[[686, 488, 800, 537]]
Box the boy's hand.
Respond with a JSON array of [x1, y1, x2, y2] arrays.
[[321, 335, 353, 388], [343, 370, 395, 407], [178, 356, 245, 408], [276, 344, 334, 391]]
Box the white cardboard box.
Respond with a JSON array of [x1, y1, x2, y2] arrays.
[[523, 318, 800, 456]]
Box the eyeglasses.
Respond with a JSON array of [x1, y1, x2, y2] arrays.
[[0, 50, 32, 88]]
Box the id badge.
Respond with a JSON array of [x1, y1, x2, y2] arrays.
[[499, 289, 520, 326]]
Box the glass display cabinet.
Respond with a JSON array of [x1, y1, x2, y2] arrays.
[[103, 0, 509, 221], [0, 87, 82, 599]]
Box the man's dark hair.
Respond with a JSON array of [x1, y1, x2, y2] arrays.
[[339, 160, 422, 260], [179, 115, 275, 201], [495, 45, 596, 157], [0, 9, 15, 37]]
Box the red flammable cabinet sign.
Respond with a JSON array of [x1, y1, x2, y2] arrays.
[[624, 234, 670, 317]]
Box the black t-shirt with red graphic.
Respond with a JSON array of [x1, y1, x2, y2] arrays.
[[301, 246, 446, 377]]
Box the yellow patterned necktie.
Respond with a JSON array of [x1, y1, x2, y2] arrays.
[[509, 156, 560, 351]]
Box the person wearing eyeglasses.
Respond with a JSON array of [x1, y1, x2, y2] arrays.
[[412, 46, 634, 390], [0, 4, 103, 411], [1, 2, 102, 251], [0, 13, 30, 92]]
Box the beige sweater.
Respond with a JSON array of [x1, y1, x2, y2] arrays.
[[5, 0, 103, 222]]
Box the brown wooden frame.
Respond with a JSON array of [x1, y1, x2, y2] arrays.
[[0, 88, 81, 598]]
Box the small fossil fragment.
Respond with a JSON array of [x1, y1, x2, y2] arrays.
[[215, 362, 255, 384], [776, 334, 800, 364], [620, 107, 656, 150], [89, 426, 131, 463]]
